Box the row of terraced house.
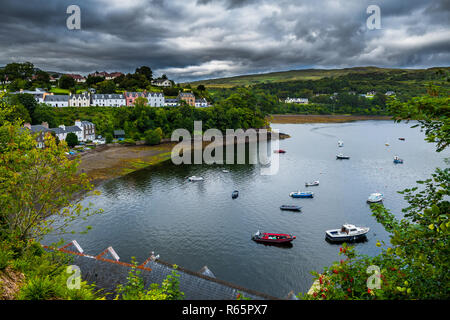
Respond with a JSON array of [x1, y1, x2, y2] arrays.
[[12, 89, 209, 108]]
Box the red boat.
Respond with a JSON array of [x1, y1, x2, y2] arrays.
[[274, 149, 286, 154], [252, 231, 296, 244]]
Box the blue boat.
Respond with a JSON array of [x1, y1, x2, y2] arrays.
[[290, 191, 314, 198], [393, 156, 404, 164]]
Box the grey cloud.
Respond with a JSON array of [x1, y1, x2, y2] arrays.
[[0, 0, 448, 82]]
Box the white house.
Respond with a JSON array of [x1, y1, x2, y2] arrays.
[[43, 94, 69, 107], [151, 79, 172, 87], [52, 124, 83, 142], [195, 98, 209, 108], [69, 92, 91, 107], [92, 94, 126, 107], [147, 92, 165, 107], [75, 120, 96, 141], [285, 97, 309, 104]]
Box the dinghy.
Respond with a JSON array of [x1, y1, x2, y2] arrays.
[[325, 224, 370, 243], [367, 193, 383, 203], [252, 231, 296, 244], [188, 176, 203, 182], [290, 191, 314, 198], [305, 181, 319, 187], [280, 205, 302, 211], [231, 190, 239, 199], [274, 149, 286, 154], [336, 153, 350, 160]]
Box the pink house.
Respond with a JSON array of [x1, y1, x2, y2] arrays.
[[124, 91, 147, 106]]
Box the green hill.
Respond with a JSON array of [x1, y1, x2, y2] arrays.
[[187, 66, 449, 88]]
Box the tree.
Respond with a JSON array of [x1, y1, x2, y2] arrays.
[[59, 75, 75, 90], [105, 133, 113, 144], [135, 66, 153, 81], [96, 80, 117, 94], [145, 128, 162, 145], [65, 132, 78, 147], [0, 94, 101, 242], [197, 85, 206, 92]]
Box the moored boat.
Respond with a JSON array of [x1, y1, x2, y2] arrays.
[[367, 193, 383, 203], [252, 231, 296, 244], [280, 205, 302, 211], [188, 176, 203, 181], [274, 149, 286, 154], [305, 181, 319, 187], [336, 153, 350, 160], [399, 138, 405, 141], [393, 156, 404, 164], [290, 191, 314, 198], [325, 224, 369, 243], [232, 190, 239, 199]]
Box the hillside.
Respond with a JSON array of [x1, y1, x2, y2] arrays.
[[188, 66, 449, 88]]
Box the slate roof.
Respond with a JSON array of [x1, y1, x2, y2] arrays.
[[45, 241, 278, 300], [44, 95, 69, 102]]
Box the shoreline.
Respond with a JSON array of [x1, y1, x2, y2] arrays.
[[79, 131, 289, 187], [269, 114, 392, 124]]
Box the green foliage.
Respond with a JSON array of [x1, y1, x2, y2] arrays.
[[0, 97, 102, 242], [144, 127, 162, 145], [59, 75, 75, 90], [116, 258, 184, 300], [105, 133, 113, 144], [66, 132, 79, 147]]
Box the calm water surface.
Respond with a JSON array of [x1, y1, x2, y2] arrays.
[[45, 121, 449, 298]]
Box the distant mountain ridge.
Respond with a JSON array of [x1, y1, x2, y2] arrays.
[[188, 66, 450, 88]]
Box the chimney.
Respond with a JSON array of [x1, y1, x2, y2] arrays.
[[41, 122, 49, 129], [24, 123, 31, 129]]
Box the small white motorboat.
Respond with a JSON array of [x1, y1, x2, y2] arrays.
[[325, 224, 370, 242], [188, 176, 204, 182], [222, 169, 230, 173], [338, 140, 344, 147], [367, 193, 383, 203], [305, 181, 320, 187]]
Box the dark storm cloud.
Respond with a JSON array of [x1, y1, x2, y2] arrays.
[[0, 0, 448, 81]]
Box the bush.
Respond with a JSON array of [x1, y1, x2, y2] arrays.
[[17, 276, 59, 300], [66, 132, 79, 148], [0, 249, 12, 270], [105, 133, 113, 144], [145, 128, 162, 145]]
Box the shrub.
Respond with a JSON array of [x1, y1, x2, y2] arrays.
[[105, 133, 113, 144], [144, 128, 162, 145], [0, 249, 12, 270], [17, 276, 59, 300]]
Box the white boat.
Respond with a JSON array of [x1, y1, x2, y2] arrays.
[[222, 169, 230, 173], [338, 140, 344, 147], [188, 176, 204, 182], [305, 181, 320, 187], [367, 193, 383, 203], [325, 224, 370, 242]]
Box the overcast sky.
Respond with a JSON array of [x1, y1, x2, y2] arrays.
[[0, 0, 449, 81]]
